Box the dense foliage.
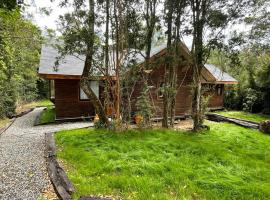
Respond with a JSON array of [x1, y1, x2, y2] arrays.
[[0, 8, 42, 118], [209, 47, 270, 114]]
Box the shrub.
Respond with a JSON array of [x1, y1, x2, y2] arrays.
[[94, 120, 107, 129], [243, 88, 263, 113], [135, 82, 153, 127]]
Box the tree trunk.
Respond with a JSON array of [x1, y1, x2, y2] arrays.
[[162, 0, 173, 128], [192, 64, 202, 131], [190, 0, 207, 131], [81, 0, 109, 126], [114, 0, 121, 122], [104, 0, 110, 112]]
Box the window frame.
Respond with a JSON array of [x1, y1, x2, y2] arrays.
[[79, 81, 99, 101], [157, 82, 164, 99], [217, 84, 223, 96]]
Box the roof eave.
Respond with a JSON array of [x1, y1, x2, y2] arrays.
[[38, 73, 81, 80], [202, 80, 238, 85], [38, 73, 117, 80]]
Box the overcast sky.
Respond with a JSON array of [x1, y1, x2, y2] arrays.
[[25, 0, 253, 49], [25, 0, 67, 31]]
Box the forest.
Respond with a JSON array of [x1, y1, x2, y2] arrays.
[[0, 1, 46, 119], [0, 0, 269, 131]]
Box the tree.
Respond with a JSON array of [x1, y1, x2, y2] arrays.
[[135, 0, 158, 127], [0, 8, 41, 118], [162, 0, 186, 128], [188, 0, 256, 131], [58, 0, 109, 126]]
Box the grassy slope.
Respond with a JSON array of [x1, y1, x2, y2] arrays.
[[16, 99, 53, 114], [56, 122, 270, 200], [215, 111, 270, 123], [39, 106, 55, 124]]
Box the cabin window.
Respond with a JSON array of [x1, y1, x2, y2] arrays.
[[50, 80, 55, 99], [80, 81, 99, 100], [158, 82, 164, 98], [217, 85, 222, 95]]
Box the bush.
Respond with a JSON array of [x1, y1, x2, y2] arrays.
[[243, 88, 263, 113], [135, 82, 153, 127], [259, 120, 270, 134], [224, 85, 244, 110], [224, 86, 264, 113], [94, 120, 107, 129]]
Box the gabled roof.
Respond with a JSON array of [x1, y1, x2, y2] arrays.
[[39, 45, 85, 79], [38, 43, 237, 84], [203, 64, 238, 84]]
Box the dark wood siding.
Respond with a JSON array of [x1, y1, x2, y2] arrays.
[[54, 79, 95, 119], [131, 64, 193, 118]]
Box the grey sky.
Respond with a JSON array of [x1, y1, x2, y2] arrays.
[[25, 0, 254, 48]]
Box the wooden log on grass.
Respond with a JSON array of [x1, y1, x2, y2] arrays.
[[45, 132, 75, 200], [206, 113, 259, 129]]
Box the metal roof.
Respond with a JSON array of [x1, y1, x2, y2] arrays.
[[38, 45, 85, 76], [38, 44, 237, 84], [204, 64, 238, 83]]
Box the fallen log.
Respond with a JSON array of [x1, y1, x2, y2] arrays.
[[45, 132, 75, 200], [80, 196, 113, 200], [206, 113, 259, 129]]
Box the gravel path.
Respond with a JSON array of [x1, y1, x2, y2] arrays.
[[0, 107, 92, 200]]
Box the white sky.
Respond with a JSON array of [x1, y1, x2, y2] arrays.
[[25, 0, 252, 48], [25, 0, 68, 30]]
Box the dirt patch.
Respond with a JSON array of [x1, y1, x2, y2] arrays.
[[151, 119, 193, 131], [40, 184, 59, 200]]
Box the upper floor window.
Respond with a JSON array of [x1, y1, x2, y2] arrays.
[[50, 80, 55, 99]]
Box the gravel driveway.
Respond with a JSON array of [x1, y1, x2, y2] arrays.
[[0, 107, 91, 200]]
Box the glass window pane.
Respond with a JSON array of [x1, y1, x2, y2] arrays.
[[80, 88, 89, 100], [80, 81, 99, 100], [90, 81, 99, 98]]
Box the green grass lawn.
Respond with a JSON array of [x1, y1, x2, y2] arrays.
[[55, 122, 270, 200], [38, 106, 55, 124], [214, 111, 270, 123], [16, 99, 53, 114]]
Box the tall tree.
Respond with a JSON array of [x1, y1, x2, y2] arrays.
[[58, 0, 109, 126], [162, 0, 173, 128], [189, 0, 208, 131], [188, 0, 254, 131], [144, 0, 158, 68], [81, 0, 110, 125], [162, 0, 186, 128]]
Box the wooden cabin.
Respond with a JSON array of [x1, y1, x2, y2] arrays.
[[128, 43, 238, 118], [38, 43, 237, 120]]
